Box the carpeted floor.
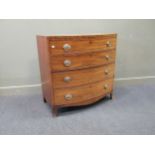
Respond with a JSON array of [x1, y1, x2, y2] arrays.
[[0, 84, 155, 135]]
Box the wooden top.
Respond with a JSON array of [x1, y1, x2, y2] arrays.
[[37, 34, 117, 41]]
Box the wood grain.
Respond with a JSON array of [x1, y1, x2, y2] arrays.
[[49, 38, 116, 56], [52, 64, 115, 88], [47, 34, 117, 41], [56, 94, 110, 108], [51, 50, 116, 72], [36, 36, 54, 105], [54, 79, 114, 105], [37, 34, 117, 116]]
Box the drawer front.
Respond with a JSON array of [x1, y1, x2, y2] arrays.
[[52, 64, 115, 88], [54, 79, 113, 105], [49, 38, 116, 56], [51, 51, 115, 72]]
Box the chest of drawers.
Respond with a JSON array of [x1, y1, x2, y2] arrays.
[[37, 34, 117, 116]]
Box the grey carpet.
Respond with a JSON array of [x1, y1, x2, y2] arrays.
[[0, 84, 155, 135]]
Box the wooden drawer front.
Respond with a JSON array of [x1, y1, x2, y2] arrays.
[[52, 64, 115, 89], [51, 51, 115, 72], [54, 79, 113, 105], [49, 38, 116, 56]]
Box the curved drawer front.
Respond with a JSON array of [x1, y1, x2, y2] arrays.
[[52, 64, 115, 89], [49, 38, 116, 56], [54, 79, 113, 105], [51, 51, 115, 72]]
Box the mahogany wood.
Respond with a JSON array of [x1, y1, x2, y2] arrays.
[[49, 38, 116, 56], [37, 34, 117, 116], [52, 64, 115, 88], [54, 79, 113, 106], [51, 51, 116, 72]]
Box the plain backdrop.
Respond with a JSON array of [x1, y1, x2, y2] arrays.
[[0, 19, 155, 87]]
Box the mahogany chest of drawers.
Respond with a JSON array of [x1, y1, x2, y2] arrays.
[[37, 34, 117, 116]]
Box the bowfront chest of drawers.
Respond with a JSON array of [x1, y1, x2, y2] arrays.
[[37, 34, 117, 116]]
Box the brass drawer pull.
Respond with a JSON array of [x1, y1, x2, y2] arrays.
[[64, 60, 71, 67], [104, 69, 109, 75], [63, 44, 71, 51], [64, 94, 73, 100], [64, 76, 71, 82], [106, 41, 112, 47], [105, 55, 110, 60], [104, 84, 108, 90], [51, 45, 55, 49]]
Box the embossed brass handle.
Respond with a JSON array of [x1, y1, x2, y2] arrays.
[[104, 84, 108, 90], [106, 41, 112, 47], [105, 55, 110, 60], [51, 45, 55, 49], [63, 44, 71, 51], [64, 94, 73, 100], [64, 76, 71, 82], [104, 69, 109, 75], [64, 60, 71, 67]]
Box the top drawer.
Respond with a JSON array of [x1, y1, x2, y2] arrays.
[[49, 37, 116, 56]]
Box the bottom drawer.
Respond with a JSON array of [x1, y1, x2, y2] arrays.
[[54, 79, 114, 106]]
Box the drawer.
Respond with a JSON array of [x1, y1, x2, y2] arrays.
[[52, 64, 115, 88], [51, 50, 115, 72], [54, 79, 113, 105], [49, 38, 116, 56]]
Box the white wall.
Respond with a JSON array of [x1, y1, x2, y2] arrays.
[[0, 19, 155, 87]]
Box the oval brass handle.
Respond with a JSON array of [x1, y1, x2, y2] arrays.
[[64, 94, 73, 100], [104, 69, 109, 75], [63, 44, 71, 51], [64, 60, 71, 67], [64, 76, 71, 82], [104, 84, 108, 90], [51, 45, 55, 49], [105, 55, 110, 60], [106, 41, 112, 47]]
